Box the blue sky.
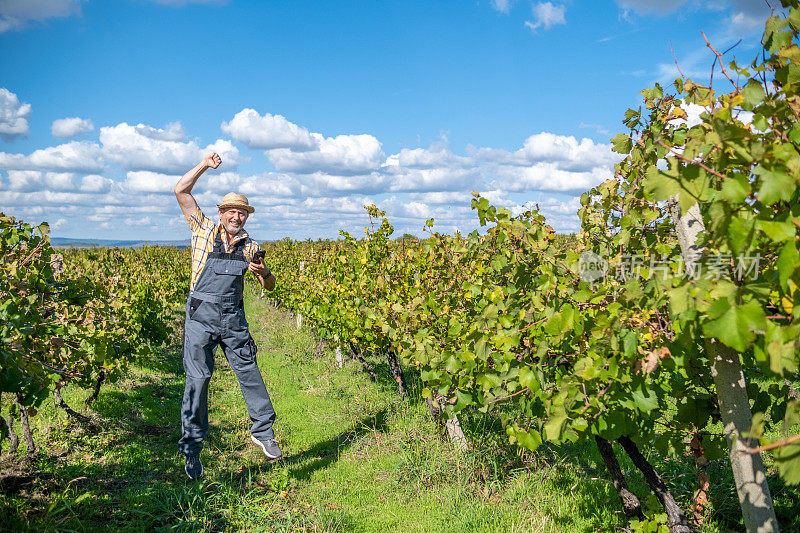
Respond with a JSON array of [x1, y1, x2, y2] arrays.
[[0, 0, 780, 240]]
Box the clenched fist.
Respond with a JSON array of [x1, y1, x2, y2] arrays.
[[203, 153, 222, 169]]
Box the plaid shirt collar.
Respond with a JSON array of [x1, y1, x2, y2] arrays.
[[216, 223, 250, 251]]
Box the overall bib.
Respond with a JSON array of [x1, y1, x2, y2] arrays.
[[178, 231, 276, 456]]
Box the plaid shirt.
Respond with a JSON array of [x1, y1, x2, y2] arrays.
[[186, 207, 260, 290]]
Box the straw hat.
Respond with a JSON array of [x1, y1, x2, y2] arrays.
[[217, 192, 254, 214]]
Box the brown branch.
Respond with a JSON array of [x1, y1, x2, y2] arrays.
[[596, 382, 612, 399], [741, 433, 800, 454], [17, 238, 46, 269], [85, 369, 107, 406], [18, 353, 79, 379], [702, 31, 741, 93], [656, 140, 733, 181], [671, 41, 687, 80], [53, 388, 94, 427], [489, 387, 530, 404], [521, 316, 547, 331]]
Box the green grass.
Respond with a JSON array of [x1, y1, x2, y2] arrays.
[[1, 285, 798, 532]]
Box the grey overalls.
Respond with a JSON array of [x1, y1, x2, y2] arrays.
[[178, 231, 276, 456]]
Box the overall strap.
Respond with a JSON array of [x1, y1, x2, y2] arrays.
[[210, 228, 248, 260]]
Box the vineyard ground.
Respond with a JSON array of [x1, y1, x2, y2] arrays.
[[1, 285, 798, 532]]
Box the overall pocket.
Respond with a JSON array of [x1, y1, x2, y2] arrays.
[[213, 262, 248, 276], [247, 335, 258, 361], [188, 297, 203, 320]]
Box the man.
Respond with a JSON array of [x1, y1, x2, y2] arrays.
[[174, 152, 281, 480]]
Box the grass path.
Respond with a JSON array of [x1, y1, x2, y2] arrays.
[[6, 286, 798, 531]]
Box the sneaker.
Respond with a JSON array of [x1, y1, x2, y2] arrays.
[[250, 435, 282, 459], [184, 453, 203, 479]]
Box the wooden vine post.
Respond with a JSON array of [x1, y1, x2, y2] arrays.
[[445, 411, 467, 451], [296, 261, 304, 330], [333, 334, 343, 369], [668, 198, 778, 533], [425, 394, 467, 451]]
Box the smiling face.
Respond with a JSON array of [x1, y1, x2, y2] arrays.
[[219, 207, 249, 236]]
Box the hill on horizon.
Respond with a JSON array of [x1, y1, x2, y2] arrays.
[[50, 237, 191, 249]]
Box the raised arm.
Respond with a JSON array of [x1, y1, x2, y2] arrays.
[[174, 153, 221, 218]]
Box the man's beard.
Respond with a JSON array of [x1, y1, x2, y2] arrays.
[[221, 219, 243, 234]]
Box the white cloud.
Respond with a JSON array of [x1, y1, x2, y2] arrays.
[[193, 170, 299, 198], [521, 132, 617, 171], [80, 174, 112, 193], [51, 217, 67, 229], [51, 117, 94, 138], [238, 174, 299, 198], [121, 168, 300, 199], [0, 0, 82, 33], [296, 171, 388, 195], [266, 133, 383, 175], [376, 195, 475, 232], [3, 110, 617, 239], [123, 215, 152, 226], [100, 123, 191, 172], [727, 0, 779, 34], [192, 170, 243, 194], [222, 108, 383, 175], [384, 145, 471, 170], [668, 102, 707, 128], [301, 196, 373, 215], [491, 0, 513, 14], [616, 0, 779, 38], [538, 195, 582, 215], [469, 132, 620, 193], [535, 196, 583, 232], [135, 121, 186, 141], [4, 170, 76, 192], [0, 190, 108, 211], [0, 141, 104, 172], [386, 166, 481, 193], [203, 138, 242, 167], [0, 88, 31, 141], [100, 122, 240, 173], [382, 146, 479, 192], [81, 174, 114, 193], [481, 189, 514, 207], [405, 191, 474, 205], [221, 109, 315, 150], [493, 162, 613, 193], [124, 170, 180, 193], [87, 213, 110, 222], [616, 0, 773, 22], [525, 2, 566, 32]]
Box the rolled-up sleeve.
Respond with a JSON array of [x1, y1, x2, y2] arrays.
[[186, 207, 213, 235]]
